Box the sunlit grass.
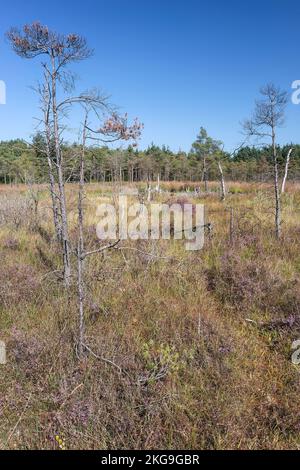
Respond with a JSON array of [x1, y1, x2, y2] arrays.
[[0, 181, 300, 449]]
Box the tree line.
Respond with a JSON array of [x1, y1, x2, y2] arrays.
[[1, 134, 300, 185]]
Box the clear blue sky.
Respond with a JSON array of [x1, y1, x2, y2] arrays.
[[0, 0, 300, 151]]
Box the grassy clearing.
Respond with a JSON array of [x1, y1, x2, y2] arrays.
[[0, 181, 300, 449]]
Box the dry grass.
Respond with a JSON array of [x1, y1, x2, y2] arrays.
[[0, 181, 300, 450]]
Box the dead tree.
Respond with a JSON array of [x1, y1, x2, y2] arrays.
[[281, 147, 293, 194], [217, 160, 226, 201], [243, 83, 287, 239], [156, 173, 160, 193], [7, 22, 93, 286], [77, 112, 87, 357], [147, 179, 152, 202], [76, 109, 143, 357], [38, 77, 62, 243]]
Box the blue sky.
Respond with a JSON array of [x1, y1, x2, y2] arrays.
[[0, 0, 300, 151]]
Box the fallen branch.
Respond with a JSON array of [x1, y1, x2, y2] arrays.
[[245, 315, 300, 330], [79, 343, 132, 379], [83, 239, 120, 259]]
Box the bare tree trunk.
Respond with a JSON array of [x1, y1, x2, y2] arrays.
[[242, 84, 287, 239], [46, 142, 61, 243], [51, 57, 71, 286], [42, 71, 62, 243], [147, 180, 152, 202], [156, 173, 160, 193], [281, 147, 293, 194], [272, 129, 281, 239], [217, 161, 226, 201], [77, 114, 87, 357]]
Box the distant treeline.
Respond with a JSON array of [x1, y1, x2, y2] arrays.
[[0, 136, 300, 184]]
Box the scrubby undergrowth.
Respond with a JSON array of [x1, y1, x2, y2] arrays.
[[1, 182, 300, 450]]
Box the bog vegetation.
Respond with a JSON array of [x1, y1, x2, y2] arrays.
[[1, 22, 300, 450]]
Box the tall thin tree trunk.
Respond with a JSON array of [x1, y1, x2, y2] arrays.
[[272, 129, 281, 239], [43, 74, 62, 243], [77, 114, 87, 357], [51, 57, 71, 286], [156, 173, 160, 193], [46, 141, 61, 243], [217, 161, 226, 201], [281, 148, 293, 194], [147, 179, 151, 202]]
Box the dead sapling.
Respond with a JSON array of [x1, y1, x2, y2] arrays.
[[76, 107, 143, 358]]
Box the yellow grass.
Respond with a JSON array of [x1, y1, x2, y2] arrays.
[[0, 181, 300, 449]]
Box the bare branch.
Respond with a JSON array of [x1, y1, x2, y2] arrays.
[[83, 239, 120, 259]]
